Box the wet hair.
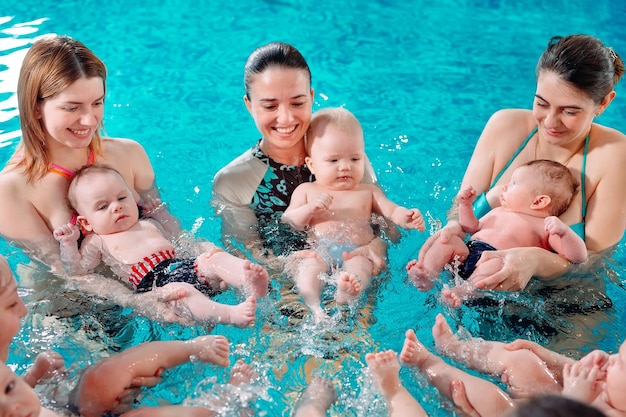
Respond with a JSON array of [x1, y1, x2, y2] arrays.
[[524, 159, 579, 216], [506, 395, 607, 417], [537, 34, 625, 104], [244, 42, 311, 99], [16, 35, 107, 182], [305, 107, 363, 154], [67, 164, 125, 213]]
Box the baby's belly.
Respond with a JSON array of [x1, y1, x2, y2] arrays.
[[312, 221, 374, 246]]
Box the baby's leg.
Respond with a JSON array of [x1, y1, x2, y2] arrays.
[[421, 234, 469, 278], [77, 335, 231, 417], [365, 350, 428, 417], [174, 287, 256, 328], [286, 250, 332, 322], [336, 255, 373, 304], [195, 246, 269, 298], [292, 376, 338, 417], [432, 314, 560, 398], [400, 328, 514, 417]]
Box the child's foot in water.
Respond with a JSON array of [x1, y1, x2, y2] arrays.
[[228, 296, 257, 328], [293, 375, 338, 416], [400, 329, 432, 369], [366, 350, 403, 399], [243, 260, 269, 298], [229, 359, 256, 385], [335, 272, 361, 304], [406, 259, 434, 291], [188, 335, 231, 367]]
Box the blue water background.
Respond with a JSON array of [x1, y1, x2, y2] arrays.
[[1, 1, 626, 416]]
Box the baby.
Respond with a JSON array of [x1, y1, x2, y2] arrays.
[[408, 159, 587, 306], [282, 107, 425, 321], [53, 165, 269, 327]]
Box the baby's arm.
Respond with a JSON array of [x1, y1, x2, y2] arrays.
[[52, 223, 101, 275], [457, 186, 479, 234], [22, 351, 66, 387], [370, 187, 425, 231], [282, 186, 332, 231], [544, 216, 587, 263]]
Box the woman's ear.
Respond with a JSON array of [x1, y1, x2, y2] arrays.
[[244, 95, 252, 113], [531, 194, 551, 210], [76, 216, 93, 232]]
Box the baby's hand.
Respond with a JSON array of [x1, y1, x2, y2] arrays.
[[544, 216, 568, 237], [311, 193, 333, 212], [562, 362, 601, 403], [53, 223, 80, 243], [457, 186, 476, 204], [578, 350, 609, 377], [405, 208, 426, 231]]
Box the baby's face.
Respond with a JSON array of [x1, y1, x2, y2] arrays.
[[306, 124, 365, 191], [0, 362, 41, 417], [499, 166, 540, 212], [74, 171, 140, 235], [0, 260, 27, 362], [605, 341, 626, 412]]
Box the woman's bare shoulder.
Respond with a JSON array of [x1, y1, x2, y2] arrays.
[[102, 137, 146, 154]]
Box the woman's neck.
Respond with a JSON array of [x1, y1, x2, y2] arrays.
[[259, 139, 306, 166], [47, 144, 91, 171], [535, 131, 589, 166]]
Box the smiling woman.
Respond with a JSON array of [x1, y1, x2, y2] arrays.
[[0, 35, 194, 323]]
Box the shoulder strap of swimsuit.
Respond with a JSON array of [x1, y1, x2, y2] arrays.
[[489, 126, 538, 189], [580, 133, 589, 219], [48, 150, 96, 179]]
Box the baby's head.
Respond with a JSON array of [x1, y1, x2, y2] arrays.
[[605, 340, 626, 413], [0, 255, 28, 362], [503, 160, 578, 216], [305, 107, 365, 188], [0, 361, 42, 416], [525, 160, 579, 216], [67, 165, 140, 235], [506, 394, 607, 417]]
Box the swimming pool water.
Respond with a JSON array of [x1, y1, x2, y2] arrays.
[[1, 1, 626, 415]]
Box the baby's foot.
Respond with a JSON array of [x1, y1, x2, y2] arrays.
[[335, 272, 362, 304], [294, 376, 338, 415], [190, 335, 230, 367], [229, 296, 257, 328], [441, 287, 463, 308], [243, 260, 269, 298], [366, 350, 402, 398], [228, 359, 256, 386], [432, 313, 460, 355], [406, 259, 434, 291], [399, 329, 431, 369]]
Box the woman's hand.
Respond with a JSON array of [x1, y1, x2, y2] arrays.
[[469, 247, 570, 292], [450, 379, 483, 417], [417, 221, 465, 262]]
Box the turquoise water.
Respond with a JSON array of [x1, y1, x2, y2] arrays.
[[1, 1, 626, 415]]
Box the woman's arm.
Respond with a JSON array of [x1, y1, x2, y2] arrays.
[[470, 246, 570, 291]]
